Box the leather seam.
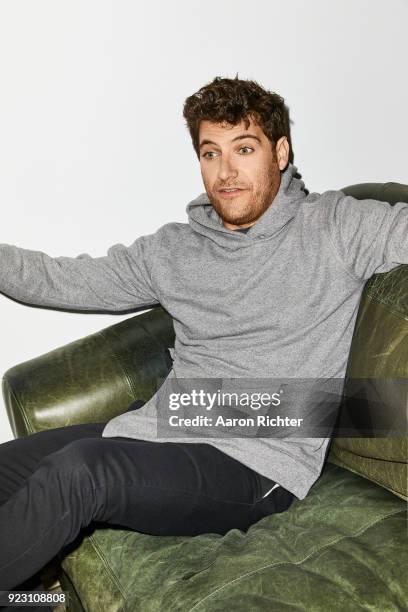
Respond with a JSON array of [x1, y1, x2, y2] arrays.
[[331, 445, 407, 464], [87, 533, 129, 610], [97, 330, 138, 400], [2, 376, 34, 435], [187, 508, 405, 611], [329, 450, 407, 498], [364, 292, 408, 322]]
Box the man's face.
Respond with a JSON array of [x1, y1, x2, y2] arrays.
[[198, 116, 289, 230]]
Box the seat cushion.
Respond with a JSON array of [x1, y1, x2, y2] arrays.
[[59, 463, 407, 611]]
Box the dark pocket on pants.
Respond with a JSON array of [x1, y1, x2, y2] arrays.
[[258, 485, 295, 516]]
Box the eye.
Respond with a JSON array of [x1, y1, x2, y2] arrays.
[[202, 151, 218, 159], [239, 146, 253, 154]]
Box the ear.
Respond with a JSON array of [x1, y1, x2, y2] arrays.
[[275, 136, 290, 170]]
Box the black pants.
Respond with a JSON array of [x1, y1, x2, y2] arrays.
[[0, 402, 294, 592]]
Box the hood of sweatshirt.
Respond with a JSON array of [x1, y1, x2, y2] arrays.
[[186, 162, 308, 249]]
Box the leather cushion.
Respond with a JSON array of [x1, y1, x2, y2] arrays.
[[59, 463, 407, 611]]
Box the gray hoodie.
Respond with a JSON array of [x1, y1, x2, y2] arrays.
[[1, 163, 407, 499]]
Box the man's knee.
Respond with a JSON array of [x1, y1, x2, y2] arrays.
[[34, 439, 102, 523]]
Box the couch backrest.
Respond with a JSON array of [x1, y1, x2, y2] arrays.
[[327, 181, 408, 499]]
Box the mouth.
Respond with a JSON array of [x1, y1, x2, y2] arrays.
[[218, 188, 247, 198]]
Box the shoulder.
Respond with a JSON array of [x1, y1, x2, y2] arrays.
[[156, 221, 190, 234], [300, 189, 393, 224], [156, 221, 191, 238], [294, 190, 342, 227], [124, 222, 192, 258], [302, 189, 347, 209], [152, 221, 192, 250]]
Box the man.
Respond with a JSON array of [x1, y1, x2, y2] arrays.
[[0, 75, 407, 594]]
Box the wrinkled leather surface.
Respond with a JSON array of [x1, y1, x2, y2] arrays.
[[327, 182, 408, 500], [59, 463, 407, 612]]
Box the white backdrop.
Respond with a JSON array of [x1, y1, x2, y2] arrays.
[[0, 0, 407, 442]]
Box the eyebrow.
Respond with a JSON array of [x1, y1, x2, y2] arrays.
[[199, 133, 262, 149]]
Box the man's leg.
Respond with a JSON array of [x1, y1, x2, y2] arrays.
[[0, 419, 107, 609], [0, 430, 293, 590], [0, 422, 106, 504], [0, 399, 145, 503]]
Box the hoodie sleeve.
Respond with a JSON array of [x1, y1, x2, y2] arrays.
[[0, 233, 161, 311], [326, 193, 408, 281]]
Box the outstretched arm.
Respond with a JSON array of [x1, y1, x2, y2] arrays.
[[0, 232, 161, 311], [326, 194, 408, 281]]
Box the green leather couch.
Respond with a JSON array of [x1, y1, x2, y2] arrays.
[[2, 182, 407, 611]]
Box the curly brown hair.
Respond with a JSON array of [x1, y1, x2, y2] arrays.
[[183, 75, 291, 159]]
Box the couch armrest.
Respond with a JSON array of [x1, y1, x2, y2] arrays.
[[2, 306, 175, 437]]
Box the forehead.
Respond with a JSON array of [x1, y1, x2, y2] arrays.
[[198, 116, 266, 145]]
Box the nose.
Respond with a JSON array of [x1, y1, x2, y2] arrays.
[[217, 154, 238, 182]]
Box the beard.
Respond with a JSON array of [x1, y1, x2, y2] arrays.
[[205, 162, 281, 227]]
